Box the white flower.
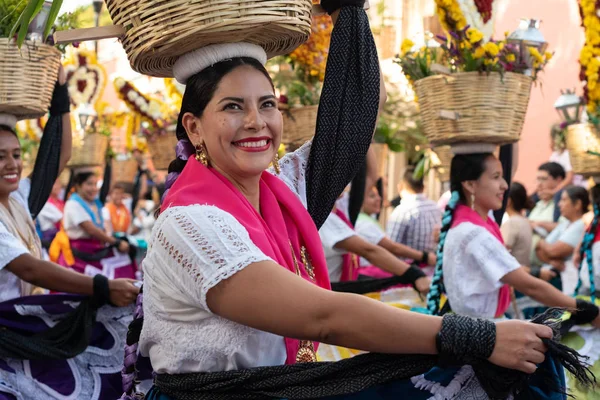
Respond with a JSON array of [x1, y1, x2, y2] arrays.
[[115, 78, 125, 89], [140, 104, 149, 113]]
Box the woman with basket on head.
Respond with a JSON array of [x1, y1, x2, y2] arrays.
[[0, 65, 140, 399], [115, 2, 596, 399], [425, 144, 600, 325]]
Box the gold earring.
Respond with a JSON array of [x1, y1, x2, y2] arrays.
[[273, 152, 281, 175], [195, 143, 209, 167], [470, 193, 475, 210]]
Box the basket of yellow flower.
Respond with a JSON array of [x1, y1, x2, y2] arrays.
[[103, 0, 314, 77], [397, 9, 551, 146], [68, 132, 110, 167], [0, 38, 61, 120], [272, 9, 331, 146], [565, 123, 600, 176]]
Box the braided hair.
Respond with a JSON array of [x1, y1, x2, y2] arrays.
[[426, 152, 495, 315], [120, 57, 274, 399], [574, 184, 600, 302]]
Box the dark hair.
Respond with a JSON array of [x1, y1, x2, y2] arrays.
[[426, 153, 495, 315], [538, 162, 566, 180], [0, 124, 17, 137], [403, 167, 424, 192], [168, 57, 274, 175], [563, 185, 590, 214], [121, 57, 274, 400], [574, 184, 600, 300], [111, 182, 127, 192], [73, 172, 96, 187], [507, 182, 533, 212]]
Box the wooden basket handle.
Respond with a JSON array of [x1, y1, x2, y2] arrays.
[[54, 2, 370, 45]]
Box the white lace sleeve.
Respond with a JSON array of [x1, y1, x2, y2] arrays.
[[268, 140, 311, 207], [151, 205, 274, 311]]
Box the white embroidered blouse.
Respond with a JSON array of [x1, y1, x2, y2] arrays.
[[443, 222, 521, 319], [0, 179, 32, 303], [139, 141, 312, 374]]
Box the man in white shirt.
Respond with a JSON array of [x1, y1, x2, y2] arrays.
[[386, 167, 441, 253]]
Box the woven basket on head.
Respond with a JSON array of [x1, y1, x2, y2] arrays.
[[104, 0, 313, 77], [565, 123, 600, 177], [281, 105, 317, 147], [68, 133, 109, 167], [433, 146, 452, 182], [112, 159, 139, 184], [147, 133, 178, 171], [0, 39, 61, 120], [413, 72, 533, 146]]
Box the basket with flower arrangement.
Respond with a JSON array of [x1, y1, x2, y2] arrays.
[[561, 0, 600, 177], [396, 0, 552, 146], [0, 1, 79, 120], [269, 4, 332, 150]]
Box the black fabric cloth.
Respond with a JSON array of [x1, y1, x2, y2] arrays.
[[0, 296, 110, 360], [320, 0, 365, 14], [131, 169, 150, 214], [153, 309, 594, 400], [332, 276, 410, 294], [306, 6, 380, 230], [99, 159, 112, 204], [493, 144, 512, 225], [347, 162, 367, 226]]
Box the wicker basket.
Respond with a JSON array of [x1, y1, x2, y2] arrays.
[[68, 133, 109, 167], [282, 105, 317, 147], [433, 146, 452, 182], [565, 123, 600, 177], [0, 39, 61, 120], [147, 133, 178, 170], [112, 159, 139, 184], [413, 72, 533, 146], [104, 0, 313, 77]]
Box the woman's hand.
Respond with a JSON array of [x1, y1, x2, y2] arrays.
[[489, 320, 551, 373], [539, 268, 557, 282], [573, 243, 582, 266], [117, 240, 130, 254], [415, 276, 430, 295], [108, 279, 140, 306], [426, 252, 437, 267], [58, 65, 66, 85], [592, 315, 600, 329]]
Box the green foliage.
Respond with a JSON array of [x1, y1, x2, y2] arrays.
[[0, 0, 27, 37], [268, 56, 322, 106]]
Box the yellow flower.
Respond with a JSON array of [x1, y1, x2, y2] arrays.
[[504, 31, 510, 38], [545, 51, 553, 61], [466, 28, 484, 44], [483, 42, 500, 57], [528, 47, 543, 63], [473, 47, 486, 59], [505, 53, 516, 62], [401, 38, 415, 55]]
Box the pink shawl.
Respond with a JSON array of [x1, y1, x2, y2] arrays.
[[162, 158, 331, 364], [451, 205, 511, 318]]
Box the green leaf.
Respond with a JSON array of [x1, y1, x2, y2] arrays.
[[414, 157, 426, 179], [386, 141, 405, 153], [11, 0, 44, 47], [43, 0, 63, 42]]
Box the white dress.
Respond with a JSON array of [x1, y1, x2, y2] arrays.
[[443, 222, 521, 319], [354, 213, 385, 268], [0, 180, 33, 303], [318, 212, 356, 282], [140, 141, 312, 374], [63, 198, 101, 240]]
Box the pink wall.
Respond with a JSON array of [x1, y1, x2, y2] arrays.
[[494, 0, 584, 191]]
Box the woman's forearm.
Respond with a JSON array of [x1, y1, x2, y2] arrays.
[[515, 274, 576, 309], [323, 291, 441, 354], [81, 222, 116, 245], [7, 254, 94, 295], [380, 237, 422, 261], [361, 245, 411, 276]]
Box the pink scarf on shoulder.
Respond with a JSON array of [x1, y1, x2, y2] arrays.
[[162, 158, 331, 364], [451, 205, 511, 318]]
